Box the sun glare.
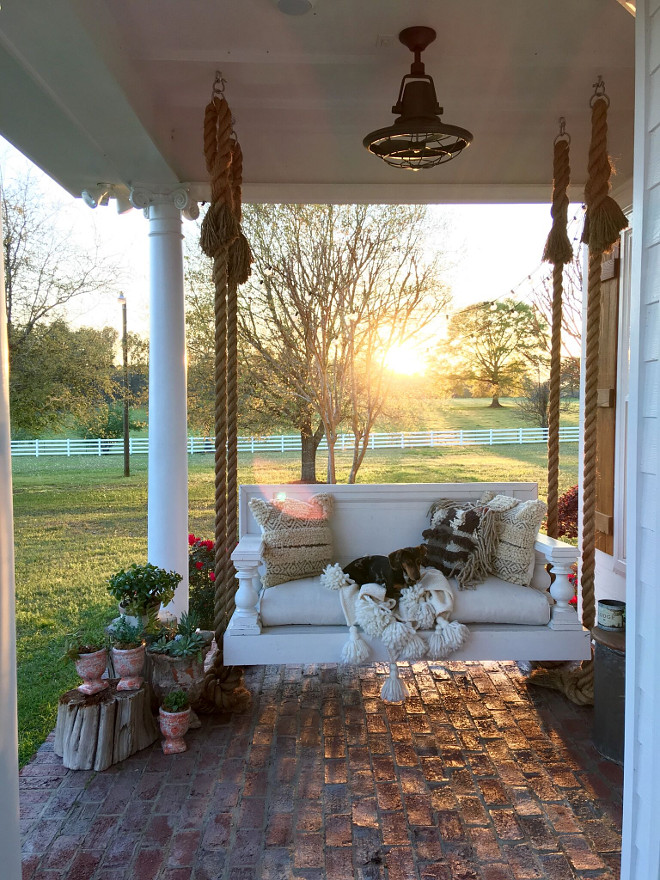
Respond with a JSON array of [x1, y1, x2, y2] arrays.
[[384, 345, 427, 376]]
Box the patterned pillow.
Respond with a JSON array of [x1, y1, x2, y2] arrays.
[[422, 501, 497, 590], [480, 492, 547, 587], [248, 493, 334, 588]]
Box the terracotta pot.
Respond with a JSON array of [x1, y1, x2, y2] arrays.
[[159, 707, 190, 754], [112, 645, 145, 691], [75, 649, 109, 695]]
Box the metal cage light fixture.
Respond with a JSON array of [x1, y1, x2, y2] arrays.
[[363, 26, 473, 170]]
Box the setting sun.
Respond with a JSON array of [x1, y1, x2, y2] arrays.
[[384, 344, 427, 375]]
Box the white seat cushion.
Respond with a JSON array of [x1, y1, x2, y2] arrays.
[[260, 574, 551, 627]]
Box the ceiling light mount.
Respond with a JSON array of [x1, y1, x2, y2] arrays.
[[363, 26, 473, 171]]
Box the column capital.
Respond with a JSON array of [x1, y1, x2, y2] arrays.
[[129, 184, 200, 220]]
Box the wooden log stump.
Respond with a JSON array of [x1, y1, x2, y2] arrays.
[[54, 680, 158, 771]]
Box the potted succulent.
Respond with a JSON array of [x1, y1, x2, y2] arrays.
[[146, 611, 213, 710], [109, 617, 145, 691], [62, 628, 109, 695], [108, 562, 182, 624], [159, 689, 191, 754]]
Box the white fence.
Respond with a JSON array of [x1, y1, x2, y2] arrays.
[[11, 426, 580, 458]]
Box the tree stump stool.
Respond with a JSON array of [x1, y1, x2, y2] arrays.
[[54, 680, 158, 771]]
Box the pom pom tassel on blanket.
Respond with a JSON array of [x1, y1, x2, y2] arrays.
[[428, 619, 470, 659], [341, 625, 369, 664], [320, 563, 470, 676]]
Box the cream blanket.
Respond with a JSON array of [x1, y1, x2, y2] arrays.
[[320, 564, 470, 663]]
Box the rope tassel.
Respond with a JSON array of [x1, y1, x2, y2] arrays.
[[581, 87, 628, 254]]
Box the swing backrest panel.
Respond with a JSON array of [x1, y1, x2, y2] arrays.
[[239, 482, 538, 565]]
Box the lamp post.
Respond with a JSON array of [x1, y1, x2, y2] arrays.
[[118, 292, 130, 477]]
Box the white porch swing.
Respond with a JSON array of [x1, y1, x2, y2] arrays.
[[203, 60, 624, 705]]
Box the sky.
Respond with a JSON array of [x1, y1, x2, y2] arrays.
[[1, 135, 573, 343]]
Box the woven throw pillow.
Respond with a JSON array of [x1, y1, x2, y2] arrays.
[[480, 492, 547, 586], [248, 493, 334, 588], [422, 500, 497, 590]]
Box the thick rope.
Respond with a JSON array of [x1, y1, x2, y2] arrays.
[[543, 137, 572, 539], [580, 252, 602, 634], [530, 90, 626, 706], [223, 140, 245, 614], [213, 248, 229, 632], [197, 84, 251, 714]]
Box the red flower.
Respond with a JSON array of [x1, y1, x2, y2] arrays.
[[204, 540, 214, 550], [195, 561, 204, 570], [569, 595, 578, 607], [209, 572, 216, 582], [188, 533, 197, 545]]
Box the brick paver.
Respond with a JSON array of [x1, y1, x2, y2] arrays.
[[20, 662, 623, 879]]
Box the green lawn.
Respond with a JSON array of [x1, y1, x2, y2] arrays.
[[28, 396, 580, 439], [12, 416, 579, 766]]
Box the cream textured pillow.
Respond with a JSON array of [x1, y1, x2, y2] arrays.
[[480, 492, 547, 587], [248, 493, 334, 588]]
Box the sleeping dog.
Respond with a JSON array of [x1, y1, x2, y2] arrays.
[[343, 545, 427, 605]]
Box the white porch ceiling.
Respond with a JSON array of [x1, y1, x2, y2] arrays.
[[0, 0, 635, 204]]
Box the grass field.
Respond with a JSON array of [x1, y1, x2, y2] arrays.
[[12, 398, 579, 766]]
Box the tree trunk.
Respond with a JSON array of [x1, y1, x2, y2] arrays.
[[489, 393, 503, 408], [348, 431, 367, 484], [325, 430, 337, 484], [299, 421, 324, 483]]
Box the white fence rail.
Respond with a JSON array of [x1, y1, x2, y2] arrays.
[[11, 426, 580, 458]]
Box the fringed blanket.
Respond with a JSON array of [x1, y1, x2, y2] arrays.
[[320, 564, 470, 665]]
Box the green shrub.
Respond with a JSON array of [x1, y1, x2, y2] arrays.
[[161, 690, 189, 713], [108, 563, 181, 616]]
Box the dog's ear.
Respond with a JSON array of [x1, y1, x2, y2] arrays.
[[388, 550, 403, 567], [417, 544, 428, 559]]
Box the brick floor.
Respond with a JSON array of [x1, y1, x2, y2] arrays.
[[20, 662, 623, 879]]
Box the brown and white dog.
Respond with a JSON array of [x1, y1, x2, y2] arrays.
[[343, 545, 427, 604]]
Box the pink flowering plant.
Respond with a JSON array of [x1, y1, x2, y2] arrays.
[[188, 534, 216, 629]]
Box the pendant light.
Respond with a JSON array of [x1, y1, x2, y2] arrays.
[[363, 26, 473, 170]]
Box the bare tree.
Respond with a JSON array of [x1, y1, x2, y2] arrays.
[[528, 212, 584, 352], [240, 204, 451, 483], [515, 378, 572, 428], [2, 169, 122, 356]]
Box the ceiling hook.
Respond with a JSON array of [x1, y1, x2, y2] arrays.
[[554, 116, 571, 146], [212, 71, 227, 99], [590, 75, 610, 108]]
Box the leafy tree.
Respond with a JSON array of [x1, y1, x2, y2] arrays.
[[9, 321, 118, 435], [442, 299, 548, 407], [561, 355, 581, 398]]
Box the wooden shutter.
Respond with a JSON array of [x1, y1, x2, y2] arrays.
[[595, 242, 620, 555]]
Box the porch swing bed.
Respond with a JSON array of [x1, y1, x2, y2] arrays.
[[223, 482, 590, 670]]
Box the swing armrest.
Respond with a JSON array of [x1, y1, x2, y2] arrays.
[[533, 534, 581, 630], [534, 532, 579, 567], [232, 534, 264, 568], [227, 536, 264, 635]]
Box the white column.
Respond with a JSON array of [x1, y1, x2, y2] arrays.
[[0, 188, 22, 879], [131, 186, 197, 618]]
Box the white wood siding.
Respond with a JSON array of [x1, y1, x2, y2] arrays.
[[621, 3, 660, 877]]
